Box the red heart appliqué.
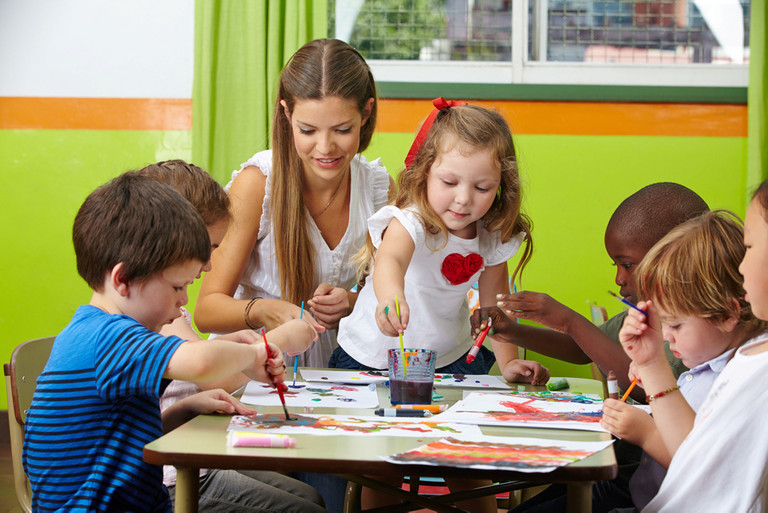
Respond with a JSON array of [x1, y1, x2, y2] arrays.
[[441, 253, 484, 286]]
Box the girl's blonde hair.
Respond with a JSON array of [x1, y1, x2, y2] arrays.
[[635, 210, 766, 338], [355, 104, 532, 284], [271, 39, 377, 304]]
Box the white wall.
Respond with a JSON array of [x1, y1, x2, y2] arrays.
[[0, 0, 194, 98]]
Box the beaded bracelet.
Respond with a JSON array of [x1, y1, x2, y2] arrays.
[[244, 297, 263, 330], [646, 385, 680, 403]]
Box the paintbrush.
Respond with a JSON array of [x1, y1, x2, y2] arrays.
[[395, 295, 407, 377], [261, 328, 291, 420], [293, 301, 303, 387], [621, 377, 639, 402], [607, 290, 647, 317]]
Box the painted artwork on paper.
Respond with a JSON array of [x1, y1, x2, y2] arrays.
[[298, 370, 509, 389], [228, 414, 484, 437], [432, 374, 511, 389], [300, 369, 388, 385], [384, 435, 614, 472], [431, 392, 606, 432], [240, 381, 379, 409]]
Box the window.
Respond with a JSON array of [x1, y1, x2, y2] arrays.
[[329, 0, 750, 88]]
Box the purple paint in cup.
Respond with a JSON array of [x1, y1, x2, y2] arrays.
[[388, 348, 436, 405]]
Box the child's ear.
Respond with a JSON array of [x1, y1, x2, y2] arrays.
[[722, 297, 742, 332], [361, 97, 374, 126], [280, 100, 291, 123], [110, 263, 131, 297]]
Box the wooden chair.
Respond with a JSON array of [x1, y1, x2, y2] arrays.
[[3, 336, 55, 513]]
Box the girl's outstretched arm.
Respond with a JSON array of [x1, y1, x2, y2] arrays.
[[479, 262, 549, 384], [372, 218, 415, 336]]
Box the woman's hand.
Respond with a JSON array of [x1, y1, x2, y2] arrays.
[[307, 283, 350, 329]]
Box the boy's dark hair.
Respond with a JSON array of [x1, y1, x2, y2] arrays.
[[73, 171, 211, 291], [137, 160, 230, 226], [607, 182, 709, 251]]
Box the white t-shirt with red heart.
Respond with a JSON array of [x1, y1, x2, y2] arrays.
[[337, 205, 523, 369]]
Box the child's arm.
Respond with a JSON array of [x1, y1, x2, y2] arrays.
[[195, 319, 321, 392], [195, 167, 322, 333], [601, 399, 672, 467], [620, 301, 695, 456], [162, 389, 257, 433], [498, 292, 634, 376], [372, 218, 416, 336], [164, 330, 285, 386], [479, 263, 550, 385]]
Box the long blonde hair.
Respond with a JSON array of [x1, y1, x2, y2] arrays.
[[271, 39, 377, 304], [355, 104, 532, 284], [635, 210, 766, 340]]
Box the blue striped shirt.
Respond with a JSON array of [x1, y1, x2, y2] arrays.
[[23, 305, 185, 512]]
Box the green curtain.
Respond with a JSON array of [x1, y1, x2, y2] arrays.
[[747, 0, 767, 194], [193, 0, 328, 184]]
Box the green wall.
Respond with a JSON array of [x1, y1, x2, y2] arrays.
[[0, 127, 747, 409]]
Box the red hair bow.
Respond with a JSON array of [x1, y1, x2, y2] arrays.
[[404, 97, 468, 170]]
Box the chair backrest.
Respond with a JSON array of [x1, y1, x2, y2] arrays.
[[4, 336, 55, 513]]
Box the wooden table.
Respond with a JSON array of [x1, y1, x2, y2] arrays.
[[144, 376, 616, 513]]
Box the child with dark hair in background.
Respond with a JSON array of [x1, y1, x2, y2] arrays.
[[23, 172, 292, 512], [613, 182, 768, 511], [473, 182, 709, 512], [138, 160, 326, 513], [600, 210, 765, 511]]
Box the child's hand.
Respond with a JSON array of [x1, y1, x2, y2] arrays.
[[470, 306, 516, 342], [243, 341, 287, 385], [163, 389, 257, 432], [601, 398, 654, 446], [619, 300, 665, 367], [307, 283, 350, 329], [375, 297, 410, 337], [280, 318, 323, 356], [500, 359, 550, 386], [183, 389, 257, 417], [495, 291, 576, 333], [627, 362, 645, 390]]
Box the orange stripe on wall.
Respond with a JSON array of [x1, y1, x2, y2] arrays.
[[1, 97, 746, 137], [0, 97, 192, 130], [378, 99, 747, 137]]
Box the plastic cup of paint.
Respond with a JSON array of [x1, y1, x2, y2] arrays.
[[388, 348, 436, 405]]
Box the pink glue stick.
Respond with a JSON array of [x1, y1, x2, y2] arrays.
[[228, 432, 296, 448]]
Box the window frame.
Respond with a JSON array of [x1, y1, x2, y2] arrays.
[[358, 0, 749, 94]]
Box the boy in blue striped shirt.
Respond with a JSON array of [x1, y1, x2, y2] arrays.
[[23, 172, 309, 512]]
